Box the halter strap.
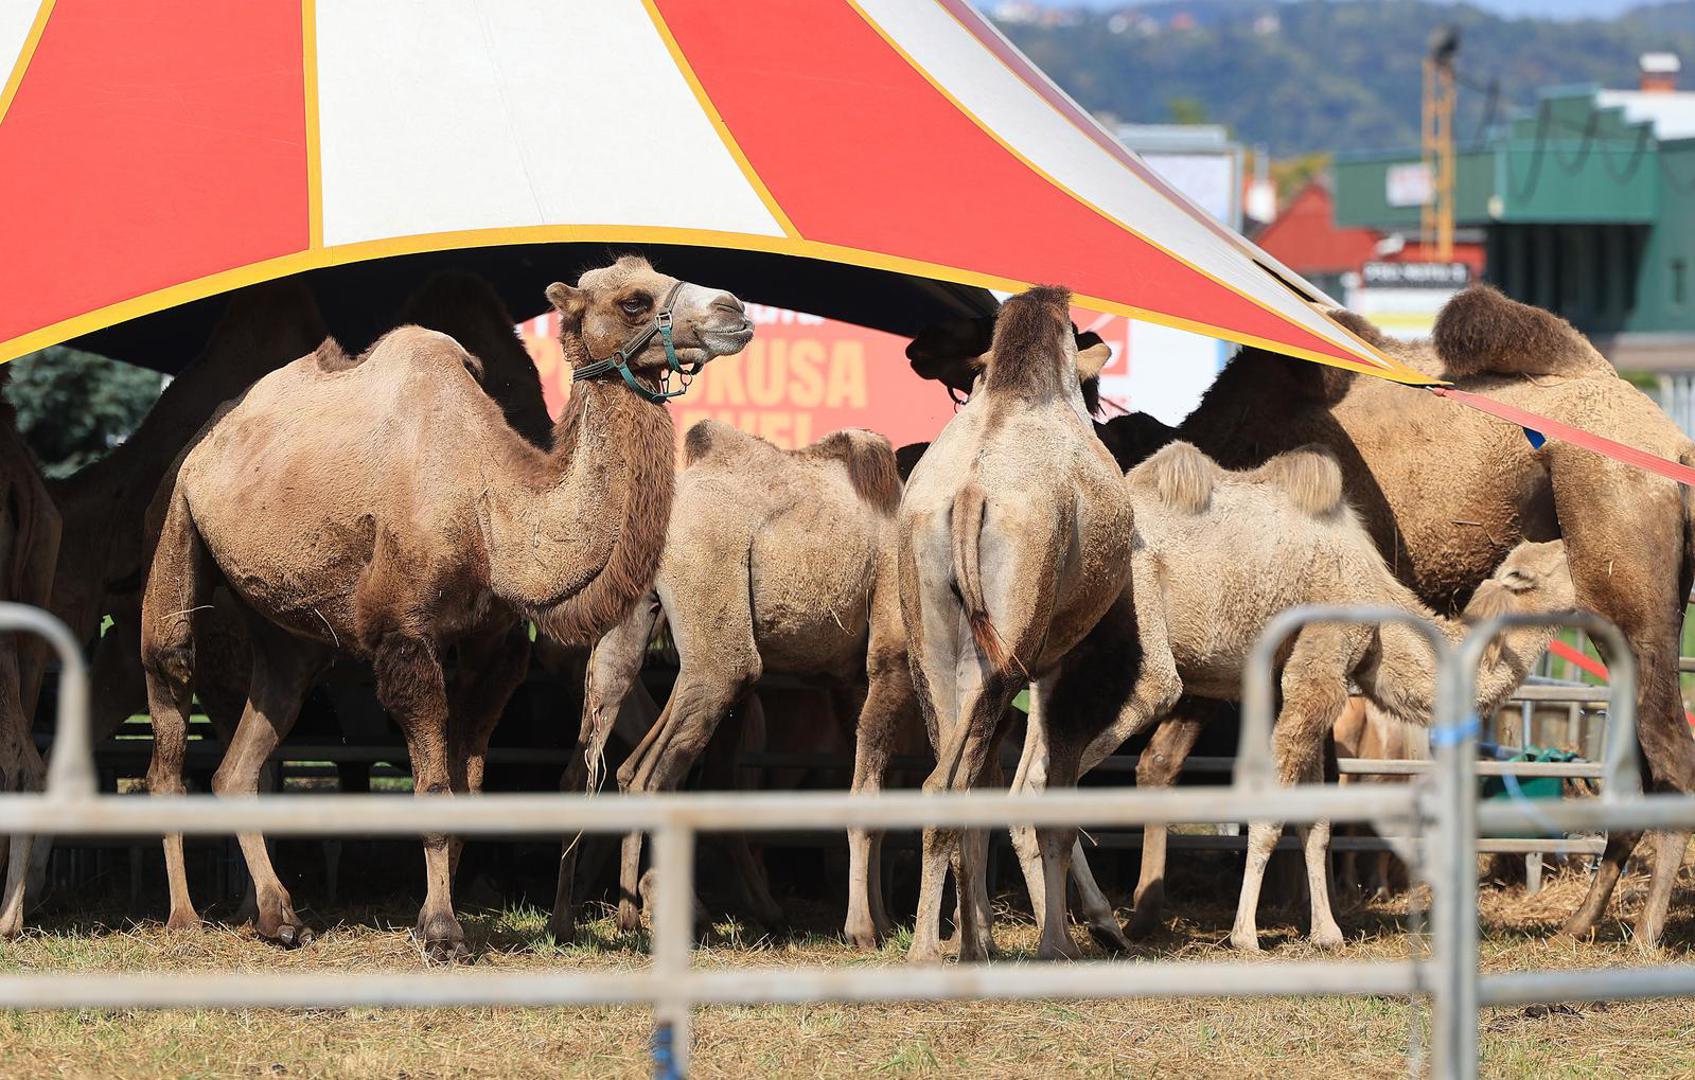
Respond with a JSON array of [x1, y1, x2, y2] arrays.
[[571, 281, 699, 403]]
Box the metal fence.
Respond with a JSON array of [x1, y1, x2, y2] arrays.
[[3, 601, 1695, 1079]]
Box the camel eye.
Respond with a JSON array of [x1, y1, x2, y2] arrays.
[[619, 295, 649, 317]]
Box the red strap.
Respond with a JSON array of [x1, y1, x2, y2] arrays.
[[1546, 640, 1695, 727], [1431, 387, 1695, 488]]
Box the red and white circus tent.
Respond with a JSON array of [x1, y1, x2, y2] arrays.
[[0, 0, 1424, 383]]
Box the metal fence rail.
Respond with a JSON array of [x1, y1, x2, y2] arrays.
[[2, 601, 1694, 1080]]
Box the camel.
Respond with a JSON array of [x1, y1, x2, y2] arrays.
[[0, 366, 61, 937], [927, 285, 1695, 947], [898, 286, 1130, 963], [1332, 697, 1424, 899], [548, 421, 915, 949], [25, 273, 554, 915], [1055, 441, 1575, 949], [139, 257, 752, 959], [75, 273, 556, 748]]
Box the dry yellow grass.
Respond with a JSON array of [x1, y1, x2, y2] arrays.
[[0, 859, 1692, 1079]]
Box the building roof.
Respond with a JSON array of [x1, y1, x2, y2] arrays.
[[1254, 181, 1382, 277], [1594, 89, 1695, 141]]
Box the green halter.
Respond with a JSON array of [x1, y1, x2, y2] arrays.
[[571, 281, 701, 404]]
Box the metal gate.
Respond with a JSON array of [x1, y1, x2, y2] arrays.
[[2, 601, 1694, 1079]]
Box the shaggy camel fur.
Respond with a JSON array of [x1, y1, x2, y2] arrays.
[[0, 369, 60, 937], [140, 258, 751, 959], [1050, 287, 1695, 947], [899, 286, 1127, 963], [1078, 442, 1576, 950], [549, 422, 915, 948]]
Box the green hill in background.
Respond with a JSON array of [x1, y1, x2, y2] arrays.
[[997, 0, 1695, 155]]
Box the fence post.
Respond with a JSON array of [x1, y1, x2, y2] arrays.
[[651, 822, 695, 1079], [1430, 648, 1479, 1080]]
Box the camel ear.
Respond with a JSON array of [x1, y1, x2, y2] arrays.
[[545, 282, 585, 322], [1076, 341, 1111, 381], [1499, 568, 1536, 594]]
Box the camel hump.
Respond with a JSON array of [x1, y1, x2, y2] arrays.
[[1434, 284, 1612, 379], [362, 325, 485, 383], [802, 428, 901, 514], [680, 419, 755, 468], [311, 336, 359, 373], [1254, 445, 1345, 517], [1131, 440, 1218, 515]]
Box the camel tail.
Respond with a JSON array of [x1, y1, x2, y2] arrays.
[[952, 483, 1021, 678]]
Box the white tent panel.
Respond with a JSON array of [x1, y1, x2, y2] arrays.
[[314, 0, 784, 247]]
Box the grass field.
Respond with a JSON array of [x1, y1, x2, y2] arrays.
[[1, 857, 1693, 1079]]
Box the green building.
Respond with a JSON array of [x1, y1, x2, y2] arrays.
[[1333, 63, 1695, 379]]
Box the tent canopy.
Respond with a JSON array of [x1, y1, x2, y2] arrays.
[[0, 0, 1425, 383]]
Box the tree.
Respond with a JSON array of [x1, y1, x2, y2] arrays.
[[5, 347, 162, 477]]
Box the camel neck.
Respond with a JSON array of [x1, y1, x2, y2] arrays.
[[487, 370, 675, 646]]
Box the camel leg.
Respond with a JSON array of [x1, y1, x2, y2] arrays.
[[211, 625, 325, 947], [1634, 827, 1690, 951], [1034, 727, 1085, 961], [446, 624, 531, 879], [551, 595, 661, 942], [1550, 444, 1695, 947], [138, 488, 214, 933], [618, 670, 753, 933], [1127, 711, 1206, 938], [703, 694, 782, 928], [845, 658, 914, 948], [1561, 829, 1639, 940], [369, 632, 466, 962], [1231, 629, 1359, 953], [0, 639, 43, 940], [909, 677, 1015, 965]]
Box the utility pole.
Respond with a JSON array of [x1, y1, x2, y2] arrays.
[[1422, 26, 1459, 260]]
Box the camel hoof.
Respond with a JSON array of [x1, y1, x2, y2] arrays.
[[0, 917, 22, 941], [415, 916, 467, 963], [1310, 927, 1345, 951], [1229, 930, 1262, 953], [1124, 907, 1163, 941], [269, 922, 314, 950], [616, 902, 643, 934], [545, 914, 577, 946], [906, 940, 945, 965], [1038, 936, 1084, 962], [163, 910, 205, 934], [1088, 921, 1131, 954], [1556, 916, 1597, 942], [843, 923, 880, 952]]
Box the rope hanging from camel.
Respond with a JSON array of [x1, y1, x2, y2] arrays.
[[1430, 386, 1695, 488]]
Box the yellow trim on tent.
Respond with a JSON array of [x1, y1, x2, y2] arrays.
[[0, 0, 54, 130], [301, 0, 323, 249], [0, 223, 1435, 384]]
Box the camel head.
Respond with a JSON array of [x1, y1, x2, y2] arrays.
[[976, 287, 1111, 406], [906, 312, 1109, 410], [1462, 539, 1577, 667], [546, 256, 753, 382]]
